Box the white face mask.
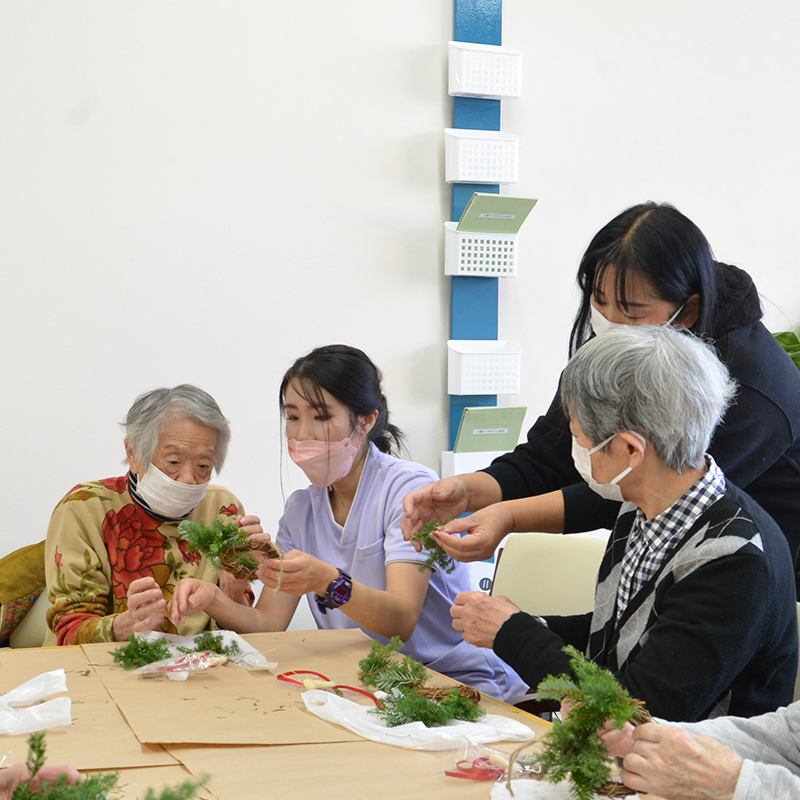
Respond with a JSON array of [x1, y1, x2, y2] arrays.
[[590, 302, 685, 337], [571, 432, 646, 502], [136, 463, 209, 518]]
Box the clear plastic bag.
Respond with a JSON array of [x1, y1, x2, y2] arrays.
[[136, 651, 228, 681], [444, 741, 541, 782]]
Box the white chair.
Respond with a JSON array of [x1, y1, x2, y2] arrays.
[[491, 532, 608, 616]]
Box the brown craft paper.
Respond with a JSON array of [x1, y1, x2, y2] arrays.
[[82, 628, 379, 746], [0, 647, 175, 771]]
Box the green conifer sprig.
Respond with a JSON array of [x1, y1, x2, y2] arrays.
[[11, 734, 203, 800], [111, 636, 173, 669], [358, 636, 428, 692], [177, 631, 240, 657], [411, 519, 456, 573], [178, 519, 258, 573], [372, 687, 484, 727], [534, 645, 651, 800]]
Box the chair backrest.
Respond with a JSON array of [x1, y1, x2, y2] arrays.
[[491, 532, 608, 617], [9, 590, 50, 648], [795, 603, 800, 703]]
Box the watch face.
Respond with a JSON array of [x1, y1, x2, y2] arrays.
[[332, 582, 350, 604]]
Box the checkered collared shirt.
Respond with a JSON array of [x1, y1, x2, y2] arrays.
[[615, 455, 726, 620]]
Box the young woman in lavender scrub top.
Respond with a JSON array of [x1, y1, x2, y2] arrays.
[[169, 344, 526, 701]]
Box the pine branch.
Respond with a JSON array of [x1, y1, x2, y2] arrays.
[[358, 636, 428, 691], [371, 686, 484, 727], [177, 631, 240, 657]]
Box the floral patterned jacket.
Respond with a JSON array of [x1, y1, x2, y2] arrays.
[[44, 474, 243, 645]]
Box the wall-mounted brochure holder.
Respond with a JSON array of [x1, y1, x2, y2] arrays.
[[447, 339, 522, 395], [444, 128, 519, 184], [445, 222, 517, 276], [445, 193, 538, 278], [448, 41, 523, 99]]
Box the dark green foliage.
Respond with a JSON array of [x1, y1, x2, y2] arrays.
[[411, 519, 455, 573], [372, 687, 485, 727], [11, 734, 203, 800], [359, 637, 484, 728], [178, 519, 258, 573], [535, 646, 650, 800], [111, 635, 172, 669], [177, 631, 240, 657], [358, 636, 428, 692]]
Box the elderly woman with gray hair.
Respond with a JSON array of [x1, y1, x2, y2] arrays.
[[44, 384, 261, 646], [448, 325, 797, 721]]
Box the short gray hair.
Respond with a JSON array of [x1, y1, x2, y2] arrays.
[[122, 384, 231, 472], [560, 325, 736, 472]]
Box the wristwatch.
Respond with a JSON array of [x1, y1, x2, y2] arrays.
[[315, 569, 353, 614]]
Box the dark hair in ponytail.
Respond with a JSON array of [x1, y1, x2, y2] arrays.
[[279, 344, 405, 456]]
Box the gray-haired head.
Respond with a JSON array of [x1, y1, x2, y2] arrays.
[[122, 385, 231, 472], [560, 325, 736, 472]]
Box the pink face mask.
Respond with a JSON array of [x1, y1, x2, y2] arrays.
[[288, 432, 361, 488]]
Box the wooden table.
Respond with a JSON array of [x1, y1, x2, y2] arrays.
[[1, 629, 562, 800]]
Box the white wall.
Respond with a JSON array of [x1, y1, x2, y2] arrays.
[[3, 1, 799, 575]]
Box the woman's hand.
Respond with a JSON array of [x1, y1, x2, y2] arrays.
[[112, 576, 166, 640], [257, 550, 338, 597], [429, 503, 516, 563], [167, 578, 220, 626], [401, 477, 471, 547], [237, 514, 263, 536], [618, 723, 742, 800], [0, 763, 81, 799]]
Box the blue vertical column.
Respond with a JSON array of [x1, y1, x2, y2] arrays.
[[449, 0, 503, 448]]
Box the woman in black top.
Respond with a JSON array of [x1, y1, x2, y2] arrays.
[[402, 202, 800, 596]]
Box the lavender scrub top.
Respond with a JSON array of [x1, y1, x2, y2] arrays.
[[276, 443, 528, 702]]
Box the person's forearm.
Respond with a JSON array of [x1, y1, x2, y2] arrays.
[[111, 611, 135, 641], [460, 471, 504, 512], [340, 581, 421, 641], [506, 490, 566, 533], [209, 586, 293, 633]]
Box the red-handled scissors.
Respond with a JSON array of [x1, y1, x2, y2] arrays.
[[444, 757, 506, 781], [277, 670, 382, 707]]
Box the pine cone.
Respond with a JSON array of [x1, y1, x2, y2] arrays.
[[219, 539, 282, 580]]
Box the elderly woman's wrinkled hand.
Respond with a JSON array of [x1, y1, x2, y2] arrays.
[[450, 591, 519, 649], [237, 514, 263, 536], [430, 504, 514, 563], [599, 719, 635, 758], [127, 576, 167, 632], [618, 723, 743, 800]]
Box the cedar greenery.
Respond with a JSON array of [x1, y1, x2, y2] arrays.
[[358, 636, 428, 692], [111, 635, 173, 669], [178, 519, 258, 574], [358, 637, 484, 727], [177, 631, 240, 657], [11, 733, 203, 800], [411, 519, 455, 573], [372, 687, 484, 727], [534, 646, 651, 800]]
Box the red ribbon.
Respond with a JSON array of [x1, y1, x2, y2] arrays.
[[277, 670, 382, 707], [445, 758, 506, 781]]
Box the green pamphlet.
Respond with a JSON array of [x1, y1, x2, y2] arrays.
[[453, 406, 527, 453], [456, 193, 538, 234]]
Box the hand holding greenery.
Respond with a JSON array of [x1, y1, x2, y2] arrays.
[[534, 646, 651, 800], [178, 519, 282, 580], [411, 519, 456, 573], [10, 733, 202, 800]]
